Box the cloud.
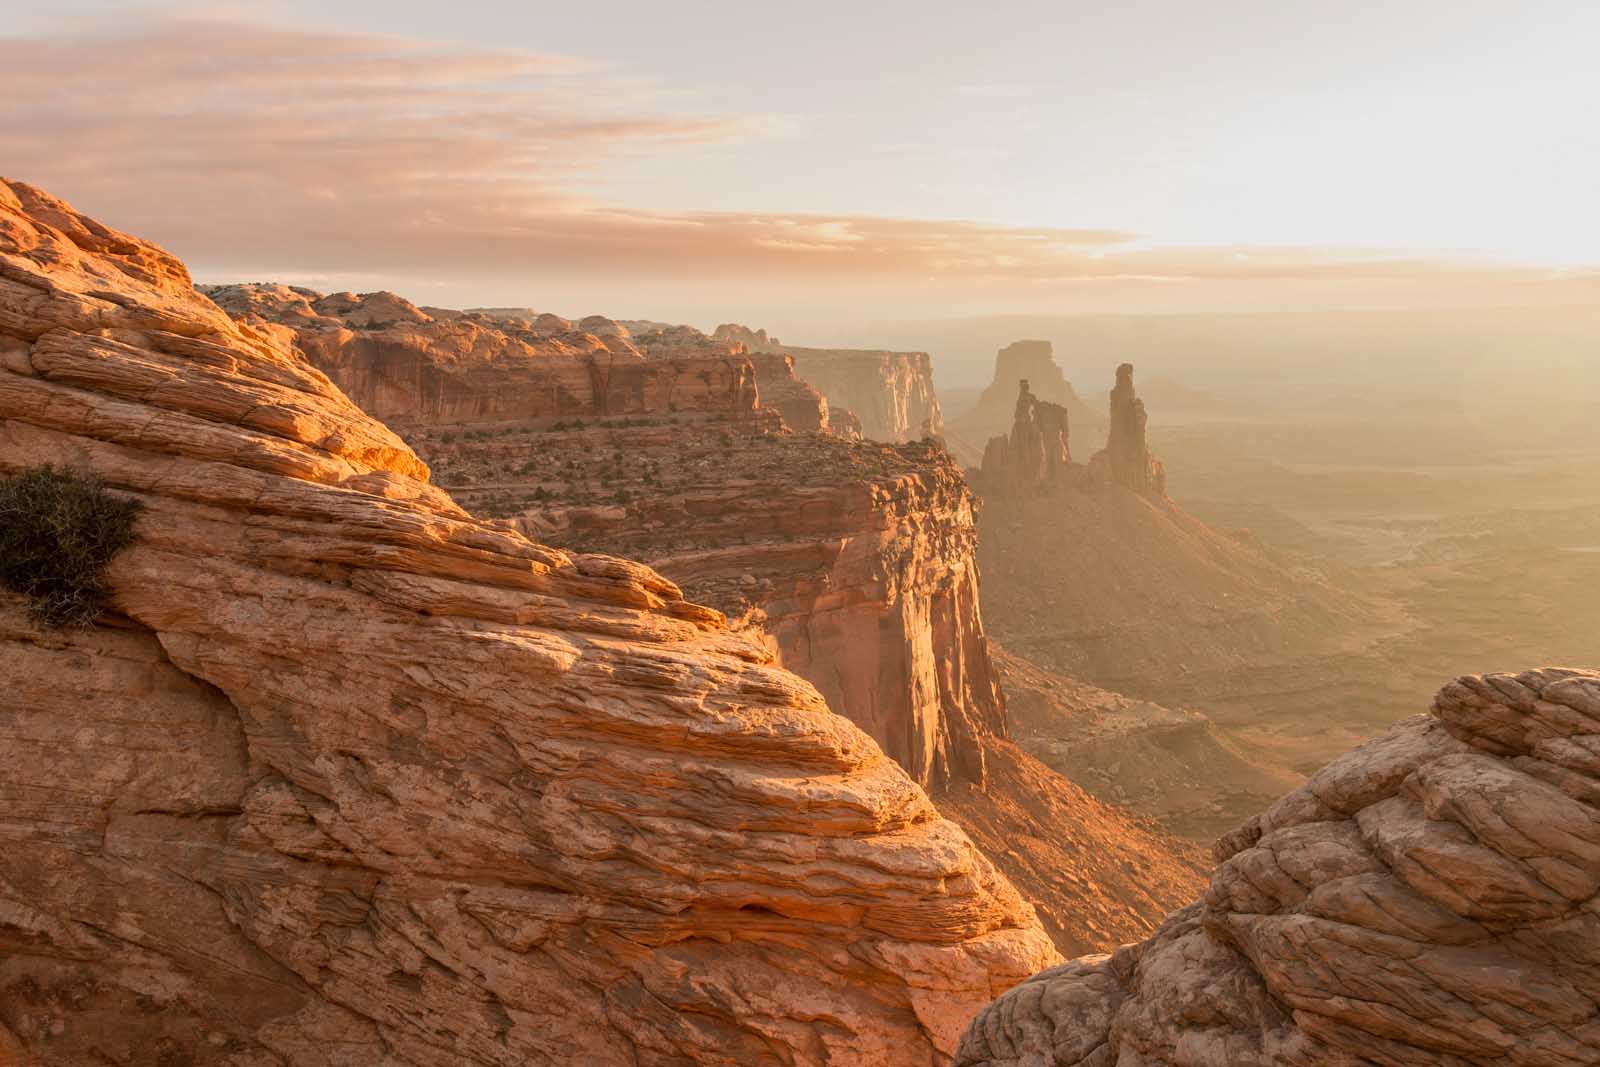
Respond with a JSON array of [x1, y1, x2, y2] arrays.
[[3, 7, 1595, 319]]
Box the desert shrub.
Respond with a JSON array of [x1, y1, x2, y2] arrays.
[[0, 465, 143, 627]]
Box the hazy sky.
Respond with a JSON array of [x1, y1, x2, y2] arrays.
[[7, 1, 1600, 333]]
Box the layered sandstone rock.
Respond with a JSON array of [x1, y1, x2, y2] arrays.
[[1087, 362, 1165, 496], [418, 421, 1005, 794], [787, 347, 943, 443], [709, 325, 943, 443], [0, 179, 1060, 1064], [205, 285, 762, 427], [958, 667, 1600, 1067]]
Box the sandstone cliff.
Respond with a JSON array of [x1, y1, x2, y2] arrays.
[[205, 285, 762, 427], [785, 347, 944, 443], [709, 324, 943, 443], [959, 667, 1600, 1067], [405, 418, 1210, 958], [0, 179, 1060, 1064]]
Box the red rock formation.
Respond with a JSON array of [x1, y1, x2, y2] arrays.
[[1087, 361, 1166, 495], [786, 346, 944, 443], [206, 285, 761, 427], [959, 667, 1600, 1067], [977, 380, 1077, 495], [948, 341, 1099, 464], [431, 423, 1005, 792], [394, 417, 1208, 959], [0, 179, 1059, 1064], [636, 323, 829, 432], [710, 324, 944, 443]]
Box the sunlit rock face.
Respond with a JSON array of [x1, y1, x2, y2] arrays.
[[0, 178, 1060, 1065], [957, 667, 1600, 1067], [205, 283, 763, 427]]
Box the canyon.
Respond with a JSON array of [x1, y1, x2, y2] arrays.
[[0, 179, 1065, 1064], [4, 179, 1590, 1067], [208, 285, 1207, 960]]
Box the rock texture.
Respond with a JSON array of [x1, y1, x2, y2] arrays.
[[0, 179, 1061, 1064], [710, 324, 943, 443], [785, 348, 943, 443], [978, 381, 1076, 495], [958, 667, 1600, 1066], [415, 420, 1006, 794], [204, 285, 763, 428], [1088, 363, 1165, 496]]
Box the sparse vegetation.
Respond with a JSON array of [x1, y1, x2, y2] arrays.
[[0, 465, 144, 627]]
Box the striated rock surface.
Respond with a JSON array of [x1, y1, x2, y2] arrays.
[[1, 179, 1060, 1064], [205, 285, 761, 427], [421, 421, 1006, 794], [710, 325, 942, 443], [410, 420, 1211, 957], [958, 667, 1600, 1066], [1087, 363, 1165, 496], [786, 347, 943, 443]]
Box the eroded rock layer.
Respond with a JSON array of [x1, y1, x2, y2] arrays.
[[710, 324, 943, 443], [204, 285, 763, 427], [0, 179, 1059, 1064], [958, 667, 1600, 1067], [413, 420, 1005, 794]]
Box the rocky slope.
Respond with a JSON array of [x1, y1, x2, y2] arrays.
[[0, 179, 1063, 1064], [712, 324, 943, 442], [958, 667, 1600, 1067], [972, 366, 1394, 780], [993, 645, 1303, 841]]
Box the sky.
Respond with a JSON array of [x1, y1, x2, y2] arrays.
[[6, 1, 1600, 334]]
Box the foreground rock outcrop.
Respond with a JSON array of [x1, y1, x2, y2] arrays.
[[0, 179, 1061, 1063], [959, 667, 1600, 1066]]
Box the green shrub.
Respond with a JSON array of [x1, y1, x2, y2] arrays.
[[0, 465, 144, 627]]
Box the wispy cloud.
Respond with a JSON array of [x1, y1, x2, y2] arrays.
[[3, 8, 1595, 317]]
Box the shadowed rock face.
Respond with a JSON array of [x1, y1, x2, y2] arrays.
[[979, 380, 1076, 495], [709, 323, 943, 443], [0, 179, 1059, 1064], [957, 667, 1600, 1067], [1088, 363, 1165, 496]]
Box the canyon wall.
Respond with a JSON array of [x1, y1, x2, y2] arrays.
[[960, 668, 1600, 1067], [427, 423, 1006, 793], [206, 285, 761, 426], [710, 324, 944, 442], [785, 347, 945, 442], [0, 179, 1061, 1065]]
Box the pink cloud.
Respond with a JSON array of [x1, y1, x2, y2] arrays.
[[5, 9, 1596, 316]]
